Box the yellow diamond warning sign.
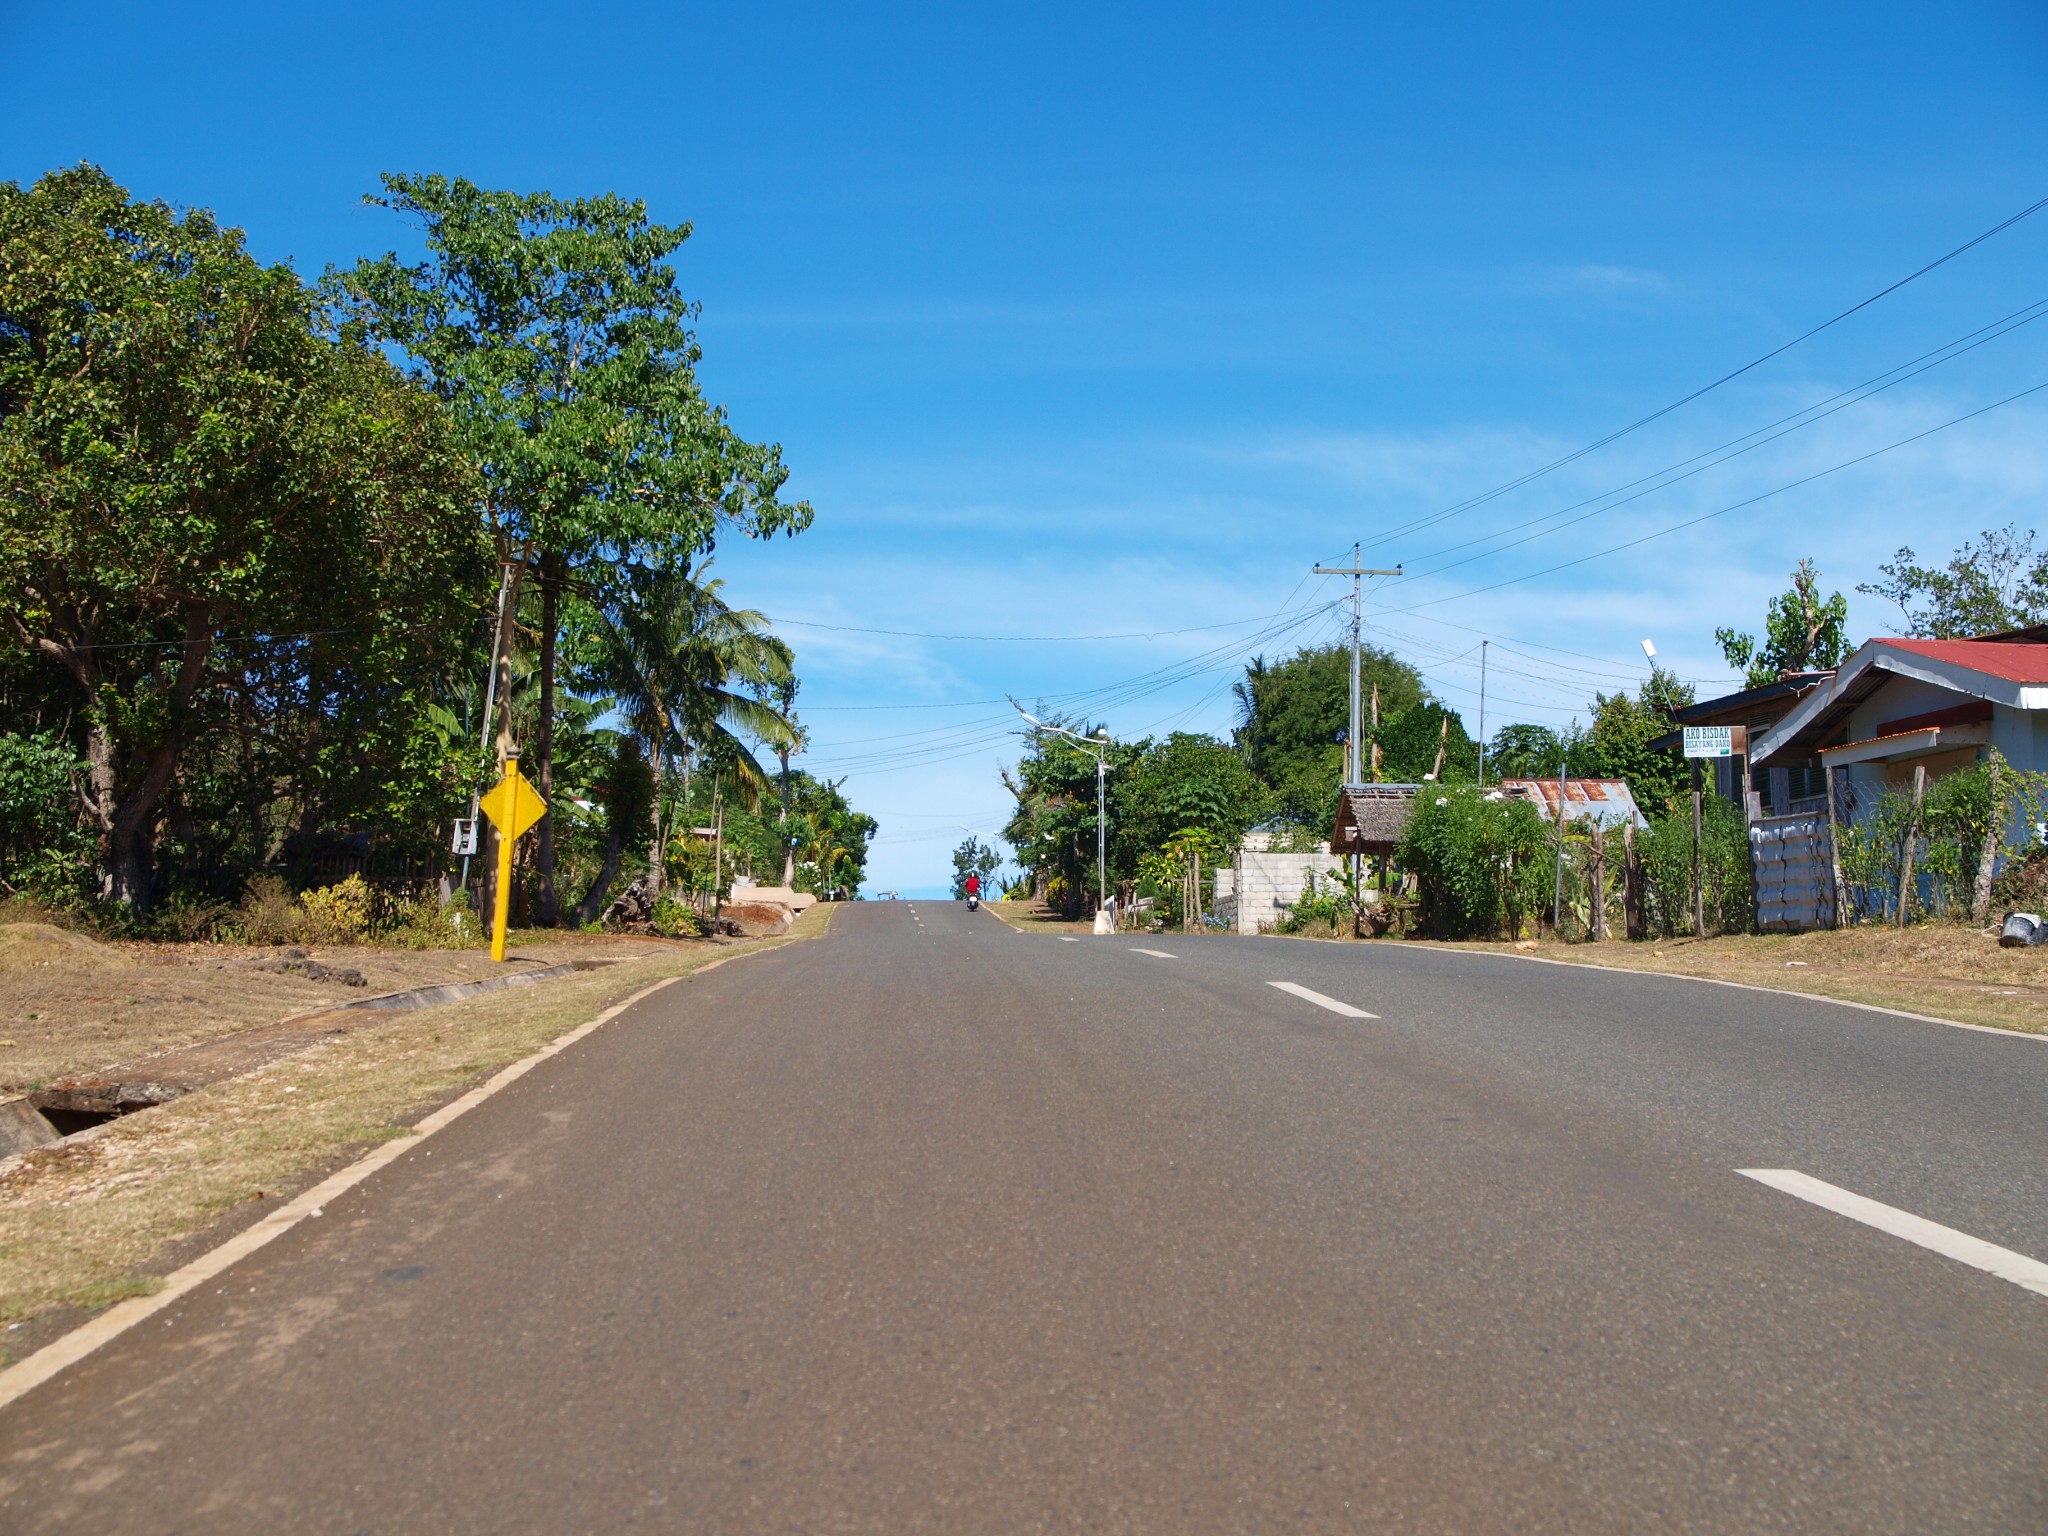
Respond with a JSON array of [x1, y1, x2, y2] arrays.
[[478, 763, 547, 841]]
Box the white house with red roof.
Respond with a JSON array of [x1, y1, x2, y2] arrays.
[[1750, 625, 2048, 810]]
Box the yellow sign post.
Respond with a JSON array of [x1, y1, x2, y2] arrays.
[[476, 756, 548, 962]]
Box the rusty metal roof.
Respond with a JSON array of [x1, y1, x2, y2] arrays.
[[1494, 778, 1647, 830]]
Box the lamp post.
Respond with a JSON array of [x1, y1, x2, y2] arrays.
[[1015, 707, 1112, 910]]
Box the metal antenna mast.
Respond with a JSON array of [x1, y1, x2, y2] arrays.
[[1314, 547, 1403, 784]]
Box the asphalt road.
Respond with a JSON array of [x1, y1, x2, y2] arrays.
[[4, 903, 2046, 1532]]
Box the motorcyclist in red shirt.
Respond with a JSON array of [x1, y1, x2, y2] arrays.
[[964, 873, 981, 910]]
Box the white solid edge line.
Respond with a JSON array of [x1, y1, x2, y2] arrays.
[[1737, 1168, 2048, 1299], [1130, 948, 1178, 959], [0, 957, 746, 1415], [1468, 948, 2046, 1045], [1268, 980, 1378, 1019]]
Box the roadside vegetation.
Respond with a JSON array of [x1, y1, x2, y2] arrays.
[[997, 548, 2048, 1034], [0, 163, 874, 947]]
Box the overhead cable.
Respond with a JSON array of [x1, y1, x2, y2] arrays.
[[1360, 192, 2048, 554]]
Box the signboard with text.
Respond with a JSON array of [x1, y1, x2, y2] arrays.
[[1682, 725, 1747, 758]]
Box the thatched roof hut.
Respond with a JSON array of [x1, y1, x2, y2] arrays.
[[1330, 783, 1421, 856]]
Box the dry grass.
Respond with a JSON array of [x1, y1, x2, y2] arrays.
[[1461, 924, 2048, 1036], [0, 905, 834, 1345], [985, 901, 1096, 935], [0, 923, 680, 1092]]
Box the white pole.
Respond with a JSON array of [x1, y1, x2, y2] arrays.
[[1096, 751, 1107, 908], [1477, 640, 1488, 787], [1348, 543, 1361, 786], [461, 562, 515, 892]]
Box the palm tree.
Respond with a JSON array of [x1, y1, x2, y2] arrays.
[[586, 559, 796, 893]]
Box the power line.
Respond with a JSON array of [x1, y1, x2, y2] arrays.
[[1387, 295, 2048, 584], [767, 604, 1336, 644], [1383, 377, 2048, 616], [1358, 192, 2048, 556]]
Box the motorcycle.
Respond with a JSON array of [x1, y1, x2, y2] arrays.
[[966, 894, 980, 912]]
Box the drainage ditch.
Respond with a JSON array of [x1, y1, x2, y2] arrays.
[[0, 956, 628, 1159]]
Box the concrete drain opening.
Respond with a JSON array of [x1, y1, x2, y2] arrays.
[[1, 952, 635, 1159], [23, 1084, 187, 1141]]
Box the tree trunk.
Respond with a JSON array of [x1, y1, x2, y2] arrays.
[[1622, 819, 1645, 940], [647, 744, 666, 893], [477, 556, 528, 928], [531, 553, 562, 926], [55, 609, 213, 913], [570, 827, 625, 928], [778, 746, 795, 885]]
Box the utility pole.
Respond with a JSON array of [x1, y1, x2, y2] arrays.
[[1314, 548, 1403, 785], [1477, 641, 1488, 788], [1553, 742, 1569, 935], [462, 562, 517, 898]]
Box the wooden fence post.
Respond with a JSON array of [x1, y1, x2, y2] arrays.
[[1590, 822, 1607, 941], [1622, 819, 1644, 939], [1691, 758, 1706, 937], [1825, 763, 1848, 928], [1897, 763, 1926, 927], [1971, 751, 2004, 926]]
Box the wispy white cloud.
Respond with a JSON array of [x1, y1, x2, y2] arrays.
[[1551, 263, 1671, 295]]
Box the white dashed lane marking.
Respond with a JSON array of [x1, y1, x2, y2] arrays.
[[1738, 1169, 2048, 1299], [1267, 981, 1377, 1019], [1130, 948, 1177, 960]]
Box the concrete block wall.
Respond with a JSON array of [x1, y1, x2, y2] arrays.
[[1233, 850, 1345, 935]]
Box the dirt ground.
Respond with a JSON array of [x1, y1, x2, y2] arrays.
[[0, 905, 835, 1347], [985, 900, 1092, 935], [1465, 924, 2048, 1037], [0, 923, 683, 1093]]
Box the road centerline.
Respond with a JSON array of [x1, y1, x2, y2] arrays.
[[1267, 980, 1378, 1018], [1130, 948, 1177, 959], [1737, 1168, 2048, 1299]]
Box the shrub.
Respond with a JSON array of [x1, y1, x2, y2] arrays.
[[299, 874, 377, 944], [381, 886, 480, 949], [235, 874, 308, 945], [1638, 795, 1751, 936], [1839, 757, 2048, 923], [0, 731, 94, 905], [1398, 788, 1549, 939], [1276, 868, 1352, 936], [651, 893, 705, 937], [1991, 847, 2048, 914]]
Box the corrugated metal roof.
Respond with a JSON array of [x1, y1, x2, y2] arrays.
[[1878, 638, 2048, 684], [1494, 778, 1647, 830]]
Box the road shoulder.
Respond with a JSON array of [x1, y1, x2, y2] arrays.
[[0, 904, 836, 1369]]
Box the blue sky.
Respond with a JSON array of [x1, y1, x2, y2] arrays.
[[7, 2, 2047, 895]]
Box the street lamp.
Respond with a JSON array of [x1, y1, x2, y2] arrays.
[[1013, 704, 1113, 910]]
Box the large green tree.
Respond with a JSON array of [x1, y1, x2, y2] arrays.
[[1859, 525, 2048, 639], [1113, 731, 1270, 866], [343, 174, 812, 922], [0, 165, 482, 908], [1232, 642, 1425, 823], [581, 560, 795, 897], [1716, 558, 1852, 687]]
